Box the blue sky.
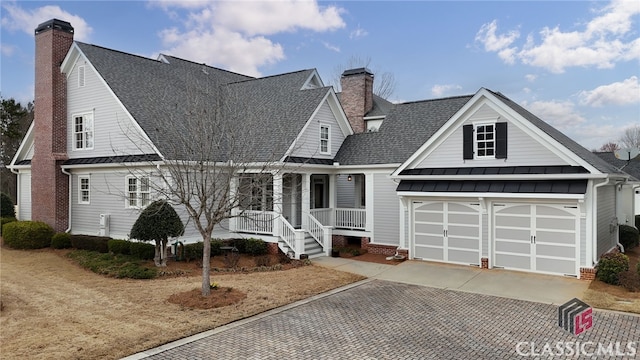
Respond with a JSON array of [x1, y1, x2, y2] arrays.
[[1, 0, 638, 150]]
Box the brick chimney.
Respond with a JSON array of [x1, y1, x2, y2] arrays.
[[32, 19, 74, 232], [339, 68, 373, 133]]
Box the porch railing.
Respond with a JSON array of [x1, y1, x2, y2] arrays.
[[310, 208, 366, 230], [235, 210, 275, 234], [276, 216, 300, 254]]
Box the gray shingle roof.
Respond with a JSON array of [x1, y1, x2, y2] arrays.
[[334, 95, 471, 165], [594, 151, 640, 181], [77, 42, 329, 162]]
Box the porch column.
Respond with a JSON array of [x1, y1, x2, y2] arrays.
[[301, 173, 311, 229], [272, 173, 283, 237], [365, 173, 374, 232], [328, 174, 336, 226], [229, 175, 238, 232]]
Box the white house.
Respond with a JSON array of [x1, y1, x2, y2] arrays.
[[9, 19, 637, 280]]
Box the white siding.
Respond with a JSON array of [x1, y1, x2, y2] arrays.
[[416, 103, 570, 168], [18, 171, 31, 220], [66, 57, 155, 159], [372, 173, 400, 245], [596, 185, 616, 257], [289, 101, 346, 159]]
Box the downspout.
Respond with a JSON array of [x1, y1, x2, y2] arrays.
[[592, 177, 611, 266], [10, 167, 19, 220], [614, 179, 628, 253], [61, 167, 72, 233]]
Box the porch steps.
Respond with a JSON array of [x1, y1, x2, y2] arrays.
[[276, 234, 324, 259]]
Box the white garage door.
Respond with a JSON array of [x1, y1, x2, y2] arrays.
[[413, 201, 481, 265], [493, 203, 578, 276]]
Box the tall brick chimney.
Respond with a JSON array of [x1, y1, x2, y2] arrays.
[[32, 19, 74, 232], [339, 68, 373, 133]]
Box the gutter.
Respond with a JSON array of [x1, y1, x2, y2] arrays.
[[61, 167, 72, 233]]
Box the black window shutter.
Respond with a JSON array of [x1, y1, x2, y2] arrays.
[[463, 124, 473, 159], [496, 122, 507, 159]]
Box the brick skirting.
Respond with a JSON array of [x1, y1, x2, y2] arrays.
[[481, 258, 489, 269], [580, 268, 596, 281]]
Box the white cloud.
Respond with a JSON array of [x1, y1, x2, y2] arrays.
[[155, 0, 346, 76], [350, 25, 368, 39], [522, 100, 586, 129], [579, 76, 640, 107], [322, 42, 340, 53], [1, 43, 15, 57], [571, 123, 620, 150], [476, 0, 640, 73], [525, 74, 537, 82], [0, 2, 92, 41], [431, 84, 462, 97]]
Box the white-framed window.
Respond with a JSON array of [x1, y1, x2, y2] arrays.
[[78, 175, 90, 204], [126, 176, 150, 208], [474, 123, 495, 158], [72, 112, 94, 150], [320, 125, 330, 154], [78, 65, 85, 87]]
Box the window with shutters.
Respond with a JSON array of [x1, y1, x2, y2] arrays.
[[463, 122, 507, 160]]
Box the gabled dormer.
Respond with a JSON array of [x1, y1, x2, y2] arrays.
[[301, 69, 324, 90]]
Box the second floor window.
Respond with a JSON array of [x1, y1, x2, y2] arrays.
[[320, 125, 330, 154], [73, 112, 94, 150]]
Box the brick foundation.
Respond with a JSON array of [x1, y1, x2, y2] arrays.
[[580, 268, 596, 281], [332, 235, 348, 248], [267, 242, 279, 255], [364, 244, 397, 256], [481, 257, 489, 269]]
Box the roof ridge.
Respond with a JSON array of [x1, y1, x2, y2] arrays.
[[159, 54, 255, 79], [76, 41, 162, 64], [401, 94, 474, 105]]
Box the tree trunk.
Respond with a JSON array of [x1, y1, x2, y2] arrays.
[[154, 242, 161, 267], [161, 239, 168, 267], [201, 233, 212, 296]]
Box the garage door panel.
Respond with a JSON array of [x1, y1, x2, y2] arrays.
[[447, 213, 478, 225], [415, 246, 443, 261], [448, 237, 479, 251], [536, 257, 575, 275], [448, 226, 479, 238], [415, 203, 443, 212], [495, 215, 530, 228], [495, 253, 530, 270], [415, 212, 443, 222], [449, 249, 479, 264], [536, 230, 574, 245], [415, 223, 442, 236], [496, 228, 530, 241], [415, 234, 443, 247], [448, 203, 475, 212], [535, 244, 575, 259], [536, 206, 574, 217], [495, 241, 530, 255], [536, 217, 575, 231]]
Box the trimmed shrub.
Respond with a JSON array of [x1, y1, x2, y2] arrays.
[[636, 215, 640, 233], [129, 242, 155, 260], [619, 224, 639, 250], [116, 263, 157, 279], [108, 239, 131, 255], [3, 221, 54, 249], [211, 239, 224, 256], [596, 252, 629, 285], [229, 238, 247, 254], [244, 238, 268, 256], [0, 193, 15, 218], [1, 217, 17, 235], [637, 262, 640, 277], [618, 270, 640, 292], [184, 242, 204, 262], [70, 235, 110, 253], [51, 232, 72, 249]]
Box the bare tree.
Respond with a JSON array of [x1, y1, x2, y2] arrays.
[[598, 141, 620, 152], [619, 125, 640, 149], [1, 97, 33, 201], [123, 72, 302, 296], [330, 55, 396, 99]]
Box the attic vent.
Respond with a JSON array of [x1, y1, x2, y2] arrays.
[[78, 65, 85, 87], [202, 67, 209, 75]]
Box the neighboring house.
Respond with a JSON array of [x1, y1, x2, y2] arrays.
[[9, 19, 634, 280], [594, 151, 640, 218]]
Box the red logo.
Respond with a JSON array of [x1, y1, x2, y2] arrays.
[[559, 298, 593, 335]]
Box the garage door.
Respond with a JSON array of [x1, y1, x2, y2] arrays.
[[493, 203, 578, 276], [413, 201, 481, 265]]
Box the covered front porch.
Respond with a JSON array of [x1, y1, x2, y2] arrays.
[[229, 172, 370, 258]]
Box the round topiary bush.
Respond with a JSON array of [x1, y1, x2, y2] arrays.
[[3, 221, 55, 249], [596, 252, 629, 285], [184, 242, 204, 262], [129, 241, 155, 260], [0, 193, 15, 218], [619, 224, 639, 250], [1, 217, 17, 235], [51, 232, 72, 249]]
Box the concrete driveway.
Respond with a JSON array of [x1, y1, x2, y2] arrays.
[[312, 257, 591, 305]]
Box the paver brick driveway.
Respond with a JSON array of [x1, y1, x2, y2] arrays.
[[145, 280, 639, 359]]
